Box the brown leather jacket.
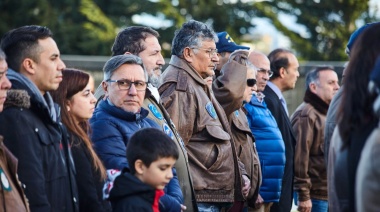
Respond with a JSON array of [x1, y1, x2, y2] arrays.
[[158, 55, 244, 203], [291, 99, 328, 201], [0, 136, 29, 212], [212, 56, 261, 207], [143, 88, 198, 212]]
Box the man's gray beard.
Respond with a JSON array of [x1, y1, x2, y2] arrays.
[[149, 74, 160, 88]]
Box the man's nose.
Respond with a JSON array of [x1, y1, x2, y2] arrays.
[[128, 84, 137, 95]]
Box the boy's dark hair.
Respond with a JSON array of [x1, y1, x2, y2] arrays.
[[0, 25, 52, 72], [126, 128, 179, 174]]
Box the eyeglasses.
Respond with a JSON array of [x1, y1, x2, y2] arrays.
[[191, 47, 218, 58], [247, 78, 256, 87], [257, 68, 273, 77], [106, 79, 147, 91]]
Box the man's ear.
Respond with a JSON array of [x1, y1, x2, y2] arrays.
[[183, 47, 193, 63], [309, 82, 317, 93], [102, 81, 108, 93], [135, 159, 145, 175], [21, 58, 36, 75], [279, 67, 286, 79]]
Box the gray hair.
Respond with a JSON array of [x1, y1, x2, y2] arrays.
[[246, 61, 257, 76], [305, 65, 335, 91], [103, 55, 148, 81], [0, 49, 6, 61], [171, 20, 218, 56]]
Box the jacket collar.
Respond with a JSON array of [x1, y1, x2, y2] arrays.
[[304, 89, 329, 115], [169, 55, 207, 86], [98, 99, 149, 121]]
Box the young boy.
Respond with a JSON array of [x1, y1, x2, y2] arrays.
[[107, 128, 179, 212]]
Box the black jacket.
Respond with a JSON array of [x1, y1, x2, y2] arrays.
[[0, 69, 79, 212], [263, 85, 296, 212], [108, 170, 163, 212], [70, 133, 111, 212]]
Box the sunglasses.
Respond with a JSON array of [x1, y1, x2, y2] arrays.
[[247, 78, 256, 87]]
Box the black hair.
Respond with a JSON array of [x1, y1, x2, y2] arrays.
[[267, 48, 294, 79], [111, 26, 159, 56], [0, 25, 52, 72], [126, 128, 179, 174]]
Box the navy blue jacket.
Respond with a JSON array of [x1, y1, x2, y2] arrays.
[[245, 95, 285, 202], [90, 100, 183, 212]]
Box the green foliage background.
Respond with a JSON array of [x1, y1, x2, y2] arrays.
[[0, 0, 378, 60]]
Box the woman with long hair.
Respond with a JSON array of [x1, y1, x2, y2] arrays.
[[333, 22, 380, 212], [51, 68, 110, 212]]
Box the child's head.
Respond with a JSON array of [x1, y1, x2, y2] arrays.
[[126, 128, 179, 190]]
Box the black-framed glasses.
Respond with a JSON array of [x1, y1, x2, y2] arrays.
[[247, 78, 256, 87], [106, 79, 147, 91], [257, 68, 273, 77], [191, 47, 218, 58]]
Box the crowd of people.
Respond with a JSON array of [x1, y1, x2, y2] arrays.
[[0, 19, 379, 212]]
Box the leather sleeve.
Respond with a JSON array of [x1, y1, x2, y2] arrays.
[[291, 110, 314, 201], [212, 60, 247, 116]]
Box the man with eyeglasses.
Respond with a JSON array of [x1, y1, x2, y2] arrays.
[[244, 51, 285, 212], [90, 55, 184, 212], [158, 20, 248, 211], [264, 48, 300, 212]]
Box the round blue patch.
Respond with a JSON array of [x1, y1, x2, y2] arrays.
[[162, 123, 175, 140], [234, 110, 239, 117], [148, 103, 163, 120], [205, 102, 217, 119]]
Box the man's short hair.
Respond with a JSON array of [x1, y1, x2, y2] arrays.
[[171, 20, 217, 57], [111, 26, 160, 56], [267, 48, 294, 79], [126, 128, 179, 175], [103, 54, 148, 81], [0, 25, 52, 72], [305, 66, 335, 91]]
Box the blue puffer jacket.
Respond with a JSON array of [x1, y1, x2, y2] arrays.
[[90, 99, 160, 169], [244, 95, 285, 203], [90, 99, 183, 212]]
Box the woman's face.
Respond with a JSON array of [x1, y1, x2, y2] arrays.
[[67, 77, 97, 123]]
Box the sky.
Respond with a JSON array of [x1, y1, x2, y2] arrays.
[[136, 0, 380, 50]]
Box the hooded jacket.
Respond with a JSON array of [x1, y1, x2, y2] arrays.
[[0, 69, 79, 212], [108, 170, 164, 212]]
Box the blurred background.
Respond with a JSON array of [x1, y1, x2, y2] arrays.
[[1, 0, 379, 113]]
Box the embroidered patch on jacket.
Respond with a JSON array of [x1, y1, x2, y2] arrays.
[[205, 102, 218, 119], [163, 123, 175, 140], [0, 169, 11, 191], [234, 110, 239, 117], [148, 103, 163, 120]]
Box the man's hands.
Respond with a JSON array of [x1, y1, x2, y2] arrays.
[[228, 49, 249, 66], [241, 174, 251, 198], [254, 194, 264, 209], [297, 199, 312, 212]]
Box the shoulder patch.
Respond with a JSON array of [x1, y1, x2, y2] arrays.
[[234, 110, 239, 117], [0, 169, 11, 191], [148, 103, 163, 120], [162, 123, 175, 140], [206, 102, 218, 119]]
